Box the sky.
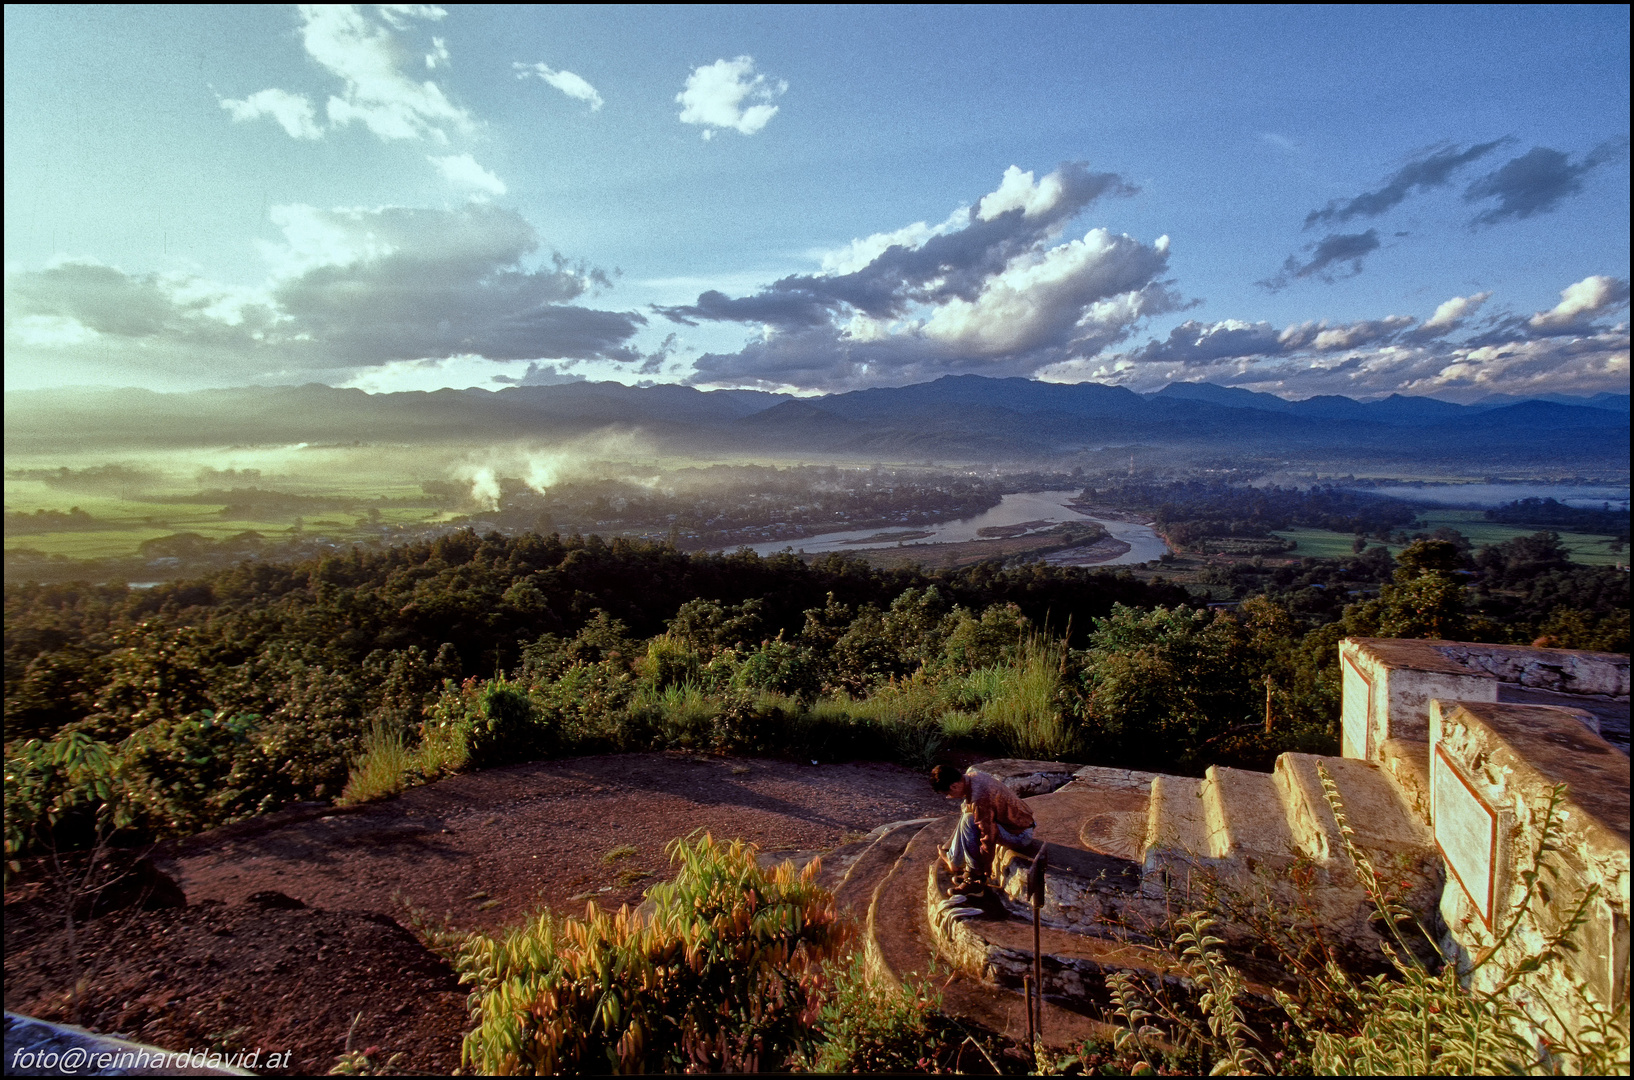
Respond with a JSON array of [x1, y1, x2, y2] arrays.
[[4, 5, 1629, 402]]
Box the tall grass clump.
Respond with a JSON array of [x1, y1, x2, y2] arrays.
[[456, 832, 848, 1074], [338, 715, 470, 806], [337, 721, 415, 805], [977, 633, 1079, 760]]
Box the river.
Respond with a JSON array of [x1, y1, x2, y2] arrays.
[[744, 490, 1169, 566]]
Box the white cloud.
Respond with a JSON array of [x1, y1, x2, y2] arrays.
[[218, 88, 324, 139], [1419, 290, 1492, 334], [300, 4, 473, 142], [816, 205, 969, 275], [428, 153, 507, 198], [425, 36, 450, 69], [514, 61, 604, 111], [976, 165, 1070, 222], [675, 56, 786, 138], [375, 5, 447, 31], [921, 230, 1174, 356], [1308, 316, 1414, 351], [216, 6, 471, 143], [1529, 274, 1631, 331]]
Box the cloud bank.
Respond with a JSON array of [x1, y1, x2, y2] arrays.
[[5, 204, 649, 385], [1052, 276, 1629, 401], [657, 163, 1177, 391]]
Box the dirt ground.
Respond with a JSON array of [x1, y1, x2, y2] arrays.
[[4, 751, 953, 1075]]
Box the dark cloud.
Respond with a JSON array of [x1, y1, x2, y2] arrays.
[[492, 361, 588, 386], [8, 261, 277, 343], [1258, 230, 1381, 291], [1120, 319, 1284, 365], [1464, 141, 1625, 227], [6, 204, 647, 379], [670, 164, 1189, 390], [659, 162, 1137, 330], [1304, 140, 1506, 229]]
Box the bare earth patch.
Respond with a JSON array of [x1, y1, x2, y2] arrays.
[[5, 752, 949, 1074]]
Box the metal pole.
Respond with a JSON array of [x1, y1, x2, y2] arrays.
[[1024, 975, 1034, 1050], [1027, 843, 1049, 1048]]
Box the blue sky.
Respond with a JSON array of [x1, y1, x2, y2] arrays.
[[4, 5, 1628, 401]]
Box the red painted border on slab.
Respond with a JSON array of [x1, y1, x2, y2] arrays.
[[1433, 741, 1500, 929]]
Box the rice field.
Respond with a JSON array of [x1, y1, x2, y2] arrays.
[[1274, 508, 1624, 567]]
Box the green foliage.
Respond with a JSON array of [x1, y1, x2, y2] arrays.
[[338, 714, 468, 806], [117, 709, 273, 834], [809, 951, 954, 1074], [4, 730, 124, 873], [456, 833, 847, 1074], [1343, 542, 1472, 641], [731, 638, 822, 701], [1078, 602, 1319, 772], [469, 679, 545, 767], [7, 514, 1619, 860]]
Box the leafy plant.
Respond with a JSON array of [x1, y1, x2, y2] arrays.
[[456, 832, 848, 1074]]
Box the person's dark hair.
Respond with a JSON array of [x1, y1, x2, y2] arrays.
[[930, 764, 963, 792]]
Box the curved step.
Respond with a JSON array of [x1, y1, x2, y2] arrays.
[[862, 816, 1114, 1047], [931, 858, 1173, 1005], [832, 816, 937, 914]]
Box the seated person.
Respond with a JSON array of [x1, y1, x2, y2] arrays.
[[930, 764, 1035, 892]]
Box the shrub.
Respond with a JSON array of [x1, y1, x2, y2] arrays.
[[337, 715, 469, 806], [468, 679, 544, 767], [732, 639, 822, 701], [809, 952, 955, 1074], [457, 833, 847, 1074], [639, 632, 703, 690]]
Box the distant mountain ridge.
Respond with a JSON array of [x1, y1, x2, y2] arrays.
[[4, 376, 1627, 469], [1154, 381, 1629, 423]]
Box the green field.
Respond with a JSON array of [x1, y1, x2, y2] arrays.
[[1271, 528, 1404, 560], [1275, 508, 1625, 567], [4, 444, 464, 560]]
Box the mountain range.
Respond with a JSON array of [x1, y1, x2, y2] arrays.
[[5, 377, 1628, 470]]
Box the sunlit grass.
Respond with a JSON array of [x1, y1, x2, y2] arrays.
[[1273, 513, 1623, 566], [1413, 509, 1624, 565], [1272, 528, 1403, 559], [338, 716, 470, 805]]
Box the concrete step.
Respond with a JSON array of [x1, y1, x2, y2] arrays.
[[863, 817, 1113, 1049], [1074, 765, 1162, 862], [1141, 773, 1212, 882], [1275, 753, 1434, 863], [931, 856, 1172, 1006], [1203, 765, 1298, 866]]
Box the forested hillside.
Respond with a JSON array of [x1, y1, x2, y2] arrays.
[[5, 526, 1627, 863]]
